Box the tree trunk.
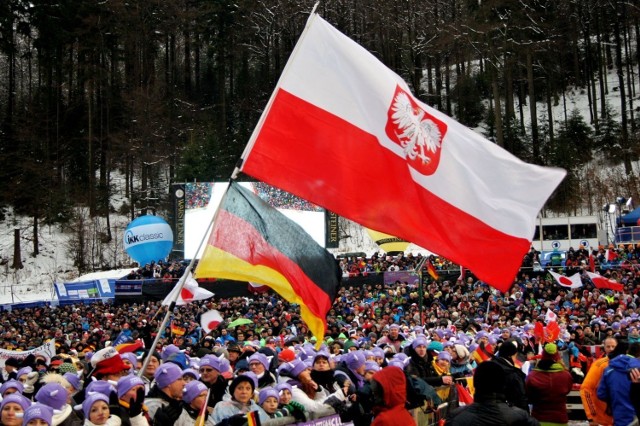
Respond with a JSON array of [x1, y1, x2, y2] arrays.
[[491, 65, 504, 147], [546, 78, 554, 144], [12, 229, 23, 269], [613, 0, 632, 175], [527, 50, 539, 162], [33, 215, 39, 256]]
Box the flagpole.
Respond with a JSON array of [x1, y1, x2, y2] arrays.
[[138, 186, 232, 378], [232, 3, 321, 179], [415, 256, 428, 327]]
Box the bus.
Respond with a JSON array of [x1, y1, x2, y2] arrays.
[[530, 215, 604, 252]]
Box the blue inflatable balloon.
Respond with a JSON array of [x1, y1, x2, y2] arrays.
[[124, 215, 174, 267]]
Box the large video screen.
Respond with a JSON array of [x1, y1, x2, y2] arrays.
[[184, 182, 325, 259]]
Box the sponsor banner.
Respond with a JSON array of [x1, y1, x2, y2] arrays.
[[171, 183, 186, 257], [114, 280, 144, 296], [384, 270, 420, 286], [0, 340, 56, 367], [55, 279, 115, 301], [123, 223, 173, 250], [296, 414, 343, 426], [325, 210, 339, 248]]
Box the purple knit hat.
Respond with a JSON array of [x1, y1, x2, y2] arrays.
[[85, 380, 114, 397], [117, 374, 145, 399], [154, 363, 184, 389], [35, 383, 68, 411], [199, 355, 221, 372], [63, 373, 82, 391], [183, 380, 208, 404], [364, 361, 380, 373], [248, 353, 269, 370], [16, 367, 32, 379], [0, 379, 24, 395], [161, 344, 181, 362], [23, 403, 53, 426], [82, 393, 109, 419], [345, 351, 366, 371], [258, 387, 279, 405], [0, 393, 31, 412]]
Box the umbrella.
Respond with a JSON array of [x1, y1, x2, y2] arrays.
[[227, 318, 253, 328]]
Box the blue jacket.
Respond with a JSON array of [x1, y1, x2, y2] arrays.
[[597, 354, 640, 426]]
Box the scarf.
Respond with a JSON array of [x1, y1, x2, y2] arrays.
[[432, 360, 450, 376]]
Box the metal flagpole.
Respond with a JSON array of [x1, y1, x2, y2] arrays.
[[137, 186, 230, 377], [415, 256, 428, 327]]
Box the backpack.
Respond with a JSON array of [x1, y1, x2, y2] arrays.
[[405, 374, 442, 410]]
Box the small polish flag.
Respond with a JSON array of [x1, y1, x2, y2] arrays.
[[201, 310, 224, 333]]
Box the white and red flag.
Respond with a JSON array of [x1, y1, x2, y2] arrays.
[[238, 14, 565, 292], [548, 270, 583, 290], [162, 271, 214, 306], [200, 310, 224, 334], [586, 271, 624, 292]]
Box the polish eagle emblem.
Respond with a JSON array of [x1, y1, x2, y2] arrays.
[[385, 86, 447, 176]]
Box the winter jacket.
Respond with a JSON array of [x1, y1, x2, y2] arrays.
[[597, 355, 640, 426], [145, 385, 183, 426], [174, 404, 215, 426], [371, 366, 416, 426], [525, 362, 573, 424], [445, 393, 540, 426], [490, 357, 528, 411], [580, 356, 614, 426], [203, 375, 228, 409], [405, 347, 448, 387], [83, 416, 122, 426], [210, 399, 268, 425]]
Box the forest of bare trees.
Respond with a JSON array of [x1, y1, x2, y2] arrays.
[[0, 0, 639, 236]]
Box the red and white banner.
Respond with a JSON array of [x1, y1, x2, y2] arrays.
[[239, 15, 565, 292], [586, 271, 624, 292], [548, 270, 583, 289]]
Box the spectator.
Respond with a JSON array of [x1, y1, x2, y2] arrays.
[[0, 393, 31, 426], [115, 374, 149, 426], [445, 360, 539, 426], [525, 343, 573, 425], [597, 343, 640, 426], [145, 363, 185, 424], [175, 380, 208, 426], [210, 374, 268, 425], [580, 340, 626, 426], [81, 393, 119, 426], [488, 339, 528, 411], [198, 355, 228, 410], [370, 366, 415, 426]]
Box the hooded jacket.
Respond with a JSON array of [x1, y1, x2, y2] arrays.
[[371, 366, 416, 426], [597, 355, 640, 426]]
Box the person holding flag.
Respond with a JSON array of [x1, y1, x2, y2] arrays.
[[175, 380, 210, 426]]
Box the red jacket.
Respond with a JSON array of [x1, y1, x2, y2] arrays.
[[525, 362, 573, 423], [371, 366, 416, 426]]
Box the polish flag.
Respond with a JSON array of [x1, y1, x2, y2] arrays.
[[239, 14, 565, 292], [201, 310, 224, 334], [548, 270, 583, 289], [162, 271, 215, 306], [585, 271, 624, 292]]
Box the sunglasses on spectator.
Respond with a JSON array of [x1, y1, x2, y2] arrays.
[[199, 367, 214, 373]]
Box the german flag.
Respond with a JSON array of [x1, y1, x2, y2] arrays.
[[195, 182, 341, 346], [170, 322, 186, 336], [426, 258, 439, 280], [246, 411, 261, 426]]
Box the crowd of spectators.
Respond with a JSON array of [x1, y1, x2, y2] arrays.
[[252, 183, 323, 212], [185, 183, 213, 210], [1, 244, 640, 425], [124, 260, 188, 282]]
